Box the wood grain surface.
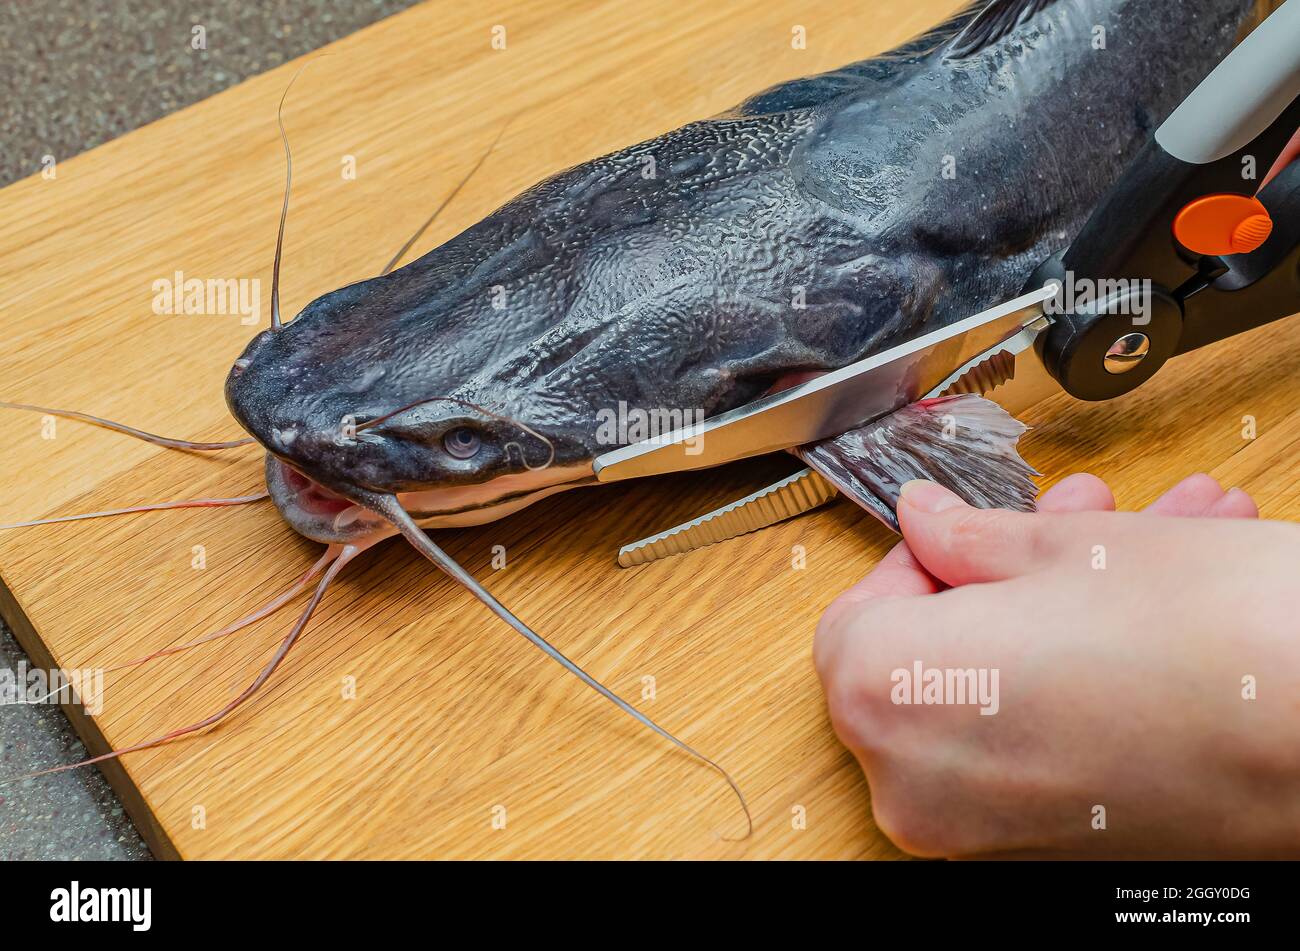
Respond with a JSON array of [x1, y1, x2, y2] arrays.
[[0, 0, 1296, 860]]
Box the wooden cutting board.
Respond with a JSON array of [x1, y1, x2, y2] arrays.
[[0, 0, 1296, 860]]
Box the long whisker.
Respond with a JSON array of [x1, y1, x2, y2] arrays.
[[2, 545, 357, 784], [105, 548, 338, 672], [379, 113, 517, 277], [269, 63, 316, 331], [268, 54, 334, 331], [0, 492, 268, 532], [0, 401, 254, 451], [364, 492, 752, 839]]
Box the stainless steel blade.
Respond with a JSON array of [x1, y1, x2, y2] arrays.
[[616, 467, 838, 567], [612, 298, 1056, 566], [595, 284, 1057, 484], [930, 313, 1048, 398]]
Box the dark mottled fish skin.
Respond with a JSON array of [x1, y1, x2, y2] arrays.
[[226, 0, 1256, 506]]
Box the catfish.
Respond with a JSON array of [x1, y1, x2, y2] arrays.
[[3, 0, 1277, 834]]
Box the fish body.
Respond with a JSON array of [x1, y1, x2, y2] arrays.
[[225, 0, 1259, 541]]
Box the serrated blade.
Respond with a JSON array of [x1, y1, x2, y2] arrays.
[[617, 467, 837, 568], [929, 314, 1047, 398], [937, 348, 1017, 396], [614, 308, 1053, 566]]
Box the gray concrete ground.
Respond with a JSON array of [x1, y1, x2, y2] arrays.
[[0, 0, 420, 860]]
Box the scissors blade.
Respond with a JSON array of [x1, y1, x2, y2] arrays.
[[613, 341, 1028, 567], [616, 467, 838, 567], [612, 288, 1057, 566], [594, 284, 1057, 484]]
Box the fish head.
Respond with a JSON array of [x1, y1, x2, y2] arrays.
[[224, 269, 600, 544], [225, 109, 917, 543]]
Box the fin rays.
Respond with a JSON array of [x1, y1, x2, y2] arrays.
[[797, 393, 1039, 532]]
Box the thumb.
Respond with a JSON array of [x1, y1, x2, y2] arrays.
[[896, 480, 1053, 586]]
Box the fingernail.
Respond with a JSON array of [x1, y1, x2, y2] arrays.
[[899, 480, 965, 514]]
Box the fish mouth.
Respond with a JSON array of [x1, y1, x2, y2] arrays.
[[264, 455, 597, 544]]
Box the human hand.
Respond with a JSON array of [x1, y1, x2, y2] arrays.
[[815, 473, 1300, 858]]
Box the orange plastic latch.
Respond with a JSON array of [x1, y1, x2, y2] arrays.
[[1173, 194, 1274, 256]]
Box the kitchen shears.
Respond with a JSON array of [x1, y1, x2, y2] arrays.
[[595, 0, 1300, 566]]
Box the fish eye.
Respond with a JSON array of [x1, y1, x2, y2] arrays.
[[443, 426, 482, 460]]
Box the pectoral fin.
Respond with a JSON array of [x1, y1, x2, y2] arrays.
[[794, 393, 1038, 533]]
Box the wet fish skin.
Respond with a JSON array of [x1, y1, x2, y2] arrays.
[[225, 0, 1256, 518]]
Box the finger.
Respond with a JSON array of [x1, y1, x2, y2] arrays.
[[1206, 486, 1259, 519], [1143, 473, 1225, 516], [827, 472, 1111, 602], [897, 480, 1051, 586], [1261, 128, 1300, 189], [1037, 472, 1115, 513], [815, 541, 941, 682], [834, 540, 943, 607]]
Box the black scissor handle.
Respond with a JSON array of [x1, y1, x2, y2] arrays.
[[1034, 0, 1300, 401]]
